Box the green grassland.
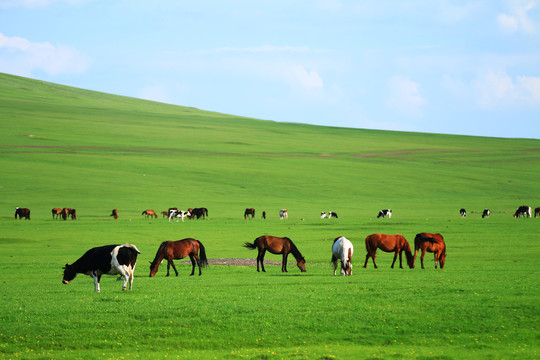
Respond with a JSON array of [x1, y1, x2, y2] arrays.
[[0, 72, 539, 359]]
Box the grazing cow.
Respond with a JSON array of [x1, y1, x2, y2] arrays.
[[331, 236, 353, 276], [14, 207, 30, 220], [189, 207, 208, 219], [535, 207, 540, 218], [52, 208, 62, 219], [329, 211, 339, 219], [279, 209, 288, 219], [482, 209, 490, 218], [513, 206, 531, 218], [460, 208, 466, 217], [110, 209, 118, 220], [377, 209, 392, 218], [142, 210, 158, 219], [261, 211, 266, 219], [62, 244, 140, 292], [244, 208, 255, 219], [169, 209, 190, 223], [321, 212, 327, 219]]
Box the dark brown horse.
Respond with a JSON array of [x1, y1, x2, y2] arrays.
[[363, 233, 414, 269], [110, 209, 118, 220], [244, 208, 255, 219], [243, 235, 306, 273], [62, 208, 76, 220], [149, 238, 208, 277], [142, 210, 157, 219], [52, 208, 62, 219], [414, 233, 446, 269], [15, 207, 30, 220]]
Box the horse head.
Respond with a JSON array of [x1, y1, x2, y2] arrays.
[[149, 260, 158, 277], [297, 257, 306, 272]]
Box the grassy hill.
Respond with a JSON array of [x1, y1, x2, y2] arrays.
[[1, 72, 539, 359]]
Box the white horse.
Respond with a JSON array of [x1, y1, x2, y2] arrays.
[[169, 210, 190, 223], [331, 236, 354, 276]]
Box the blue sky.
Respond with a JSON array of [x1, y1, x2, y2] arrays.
[[1, 0, 539, 139]]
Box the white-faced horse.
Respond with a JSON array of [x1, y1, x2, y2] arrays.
[[331, 236, 354, 276]]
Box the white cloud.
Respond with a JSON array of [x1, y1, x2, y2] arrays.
[[387, 76, 426, 115], [498, 0, 538, 34], [475, 70, 540, 107], [0, 32, 90, 77]]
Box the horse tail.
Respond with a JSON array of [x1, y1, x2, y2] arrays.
[[365, 235, 374, 256], [243, 241, 257, 250], [150, 241, 167, 268], [196, 240, 208, 267]]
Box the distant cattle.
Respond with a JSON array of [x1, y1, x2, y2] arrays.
[[460, 208, 466, 217], [377, 209, 392, 218], [514, 206, 531, 218], [169, 209, 190, 223], [189, 207, 208, 220], [261, 211, 266, 219], [110, 209, 118, 220], [142, 210, 157, 219], [62, 208, 76, 220], [62, 244, 140, 292], [482, 209, 490, 218], [14, 207, 30, 220], [535, 207, 540, 218], [321, 212, 327, 219], [52, 208, 62, 219], [244, 208, 255, 219], [279, 209, 288, 219], [329, 211, 338, 219]]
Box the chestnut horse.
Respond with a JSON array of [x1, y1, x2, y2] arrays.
[[142, 210, 157, 219], [243, 235, 306, 273], [414, 233, 446, 269], [363, 233, 414, 269], [52, 208, 62, 219], [149, 238, 208, 277]]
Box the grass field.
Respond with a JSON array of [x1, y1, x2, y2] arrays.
[[1, 72, 539, 359]]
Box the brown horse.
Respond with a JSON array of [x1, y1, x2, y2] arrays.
[[244, 208, 255, 219], [62, 208, 76, 220], [414, 233, 446, 269], [142, 210, 157, 219], [149, 238, 208, 277], [243, 235, 306, 273], [363, 233, 414, 269], [110, 209, 118, 220], [52, 208, 62, 219]]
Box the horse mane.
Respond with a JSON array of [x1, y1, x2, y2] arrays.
[[150, 241, 167, 268], [286, 238, 304, 261]]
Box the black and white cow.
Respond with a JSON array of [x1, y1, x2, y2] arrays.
[[169, 209, 190, 223], [329, 211, 339, 218], [321, 211, 327, 219], [62, 244, 140, 292], [482, 209, 491, 218], [279, 209, 288, 219], [460, 208, 466, 217], [513, 206, 531, 218], [377, 209, 392, 218]]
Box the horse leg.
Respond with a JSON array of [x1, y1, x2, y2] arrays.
[[332, 257, 338, 275], [282, 253, 289, 272], [391, 251, 398, 269], [257, 249, 266, 272], [168, 260, 179, 276], [434, 252, 439, 269], [399, 250, 404, 269], [371, 250, 378, 269], [188, 254, 197, 276], [420, 249, 426, 270]]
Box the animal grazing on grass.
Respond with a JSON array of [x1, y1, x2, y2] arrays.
[[142, 210, 158, 219], [52, 208, 62, 219], [243, 235, 306, 273], [513, 206, 531, 218], [244, 208, 255, 219], [279, 209, 288, 219], [188, 207, 208, 219], [149, 238, 208, 277], [14, 207, 30, 220], [482, 209, 490, 218], [110, 209, 118, 220], [161, 211, 169, 218], [377, 209, 392, 218], [535, 207, 540, 218], [168, 209, 190, 223], [62, 244, 140, 292], [363, 233, 414, 269], [413, 233, 446, 269], [62, 208, 76, 220], [331, 236, 353, 276], [261, 211, 266, 219], [329, 211, 338, 218], [460, 208, 467, 217], [321, 211, 327, 219]]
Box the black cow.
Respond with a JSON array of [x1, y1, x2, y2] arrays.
[[482, 209, 490, 218], [514, 206, 531, 218], [14, 207, 30, 220], [62, 244, 140, 292], [377, 209, 392, 218], [460, 208, 466, 217], [244, 208, 255, 219]]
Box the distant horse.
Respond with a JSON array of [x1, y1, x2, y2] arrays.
[[142, 210, 157, 219], [513, 206, 531, 218], [243, 235, 306, 273], [62, 208, 76, 220], [363, 233, 414, 269], [331, 236, 353, 276], [189, 207, 208, 219], [149, 238, 208, 277], [14, 207, 30, 220], [110, 209, 118, 220], [261, 211, 266, 219], [414, 233, 446, 269], [161, 211, 169, 218], [52, 208, 62, 219], [244, 208, 255, 219]]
